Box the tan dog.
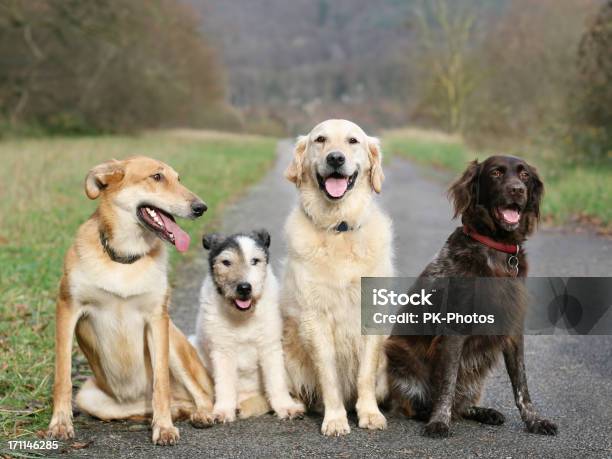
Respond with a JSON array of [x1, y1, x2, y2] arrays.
[[281, 119, 394, 436], [47, 156, 214, 445]]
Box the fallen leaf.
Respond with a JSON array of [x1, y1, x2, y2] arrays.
[[15, 303, 30, 317], [71, 440, 93, 450], [32, 322, 49, 333]]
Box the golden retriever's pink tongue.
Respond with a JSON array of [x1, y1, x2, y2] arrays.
[[158, 213, 190, 252], [235, 299, 252, 310], [501, 209, 520, 224], [325, 177, 348, 198]]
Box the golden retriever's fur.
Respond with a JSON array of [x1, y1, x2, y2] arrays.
[[281, 119, 394, 436], [47, 156, 214, 445]]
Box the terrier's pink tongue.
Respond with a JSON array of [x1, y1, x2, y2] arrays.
[[501, 209, 520, 224], [158, 213, 191, 252], [324, 177, 348, 198], [235, 299, 252, 310]]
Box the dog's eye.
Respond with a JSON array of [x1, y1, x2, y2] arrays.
[[151, 173, 164, 182], [348, 137, 358, 144], [222, 260, 231, 267], [519, 170, 529, 181], [251, 258, 260, 266], [490, 170, 503, 178], [314, 135, 326, 143]]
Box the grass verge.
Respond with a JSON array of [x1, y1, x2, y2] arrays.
[[0, 130, 277, 440], [383, 128, 611, 230]]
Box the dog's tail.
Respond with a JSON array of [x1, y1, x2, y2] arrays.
[[384, 338, 430, 408]]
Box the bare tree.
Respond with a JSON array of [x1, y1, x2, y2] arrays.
[[412, 0, 478, 133], [574, 0, 612, 159]]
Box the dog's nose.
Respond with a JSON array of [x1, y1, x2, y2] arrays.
[[237, 282, 252, 297], [326, 151, 345, 169], [191, 201, 207, 217], [508, 183, 526, 196]]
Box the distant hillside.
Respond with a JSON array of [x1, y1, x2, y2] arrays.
[[190, 0, 415, 107], [187, 0, 513, 132]]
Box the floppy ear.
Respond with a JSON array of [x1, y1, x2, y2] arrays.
[[284, 135, 308, 187], [202, 233, 223, 251], [527, 164, 544, 220], [252, 229, 271, 249], [84, 160, 125, 200], [367, 136, 384, 193], [448, 160, 480, 218]]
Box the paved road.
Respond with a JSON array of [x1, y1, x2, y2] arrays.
[[56, 141, 611, 458]]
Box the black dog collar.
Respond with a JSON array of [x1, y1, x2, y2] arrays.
[[335, 221, 354, 232], [99, 231, 143, 264], [301, 207, 360, 234]]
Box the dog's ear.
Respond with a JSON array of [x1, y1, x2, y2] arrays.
[[527, 163, 544, 220], [448, 160, 480, 218], [202, 233, 223, 251], [84, 160, 125, 200], [367, 136, 384, 193], [285, 135, 308, 187], [252, 229, 271, 249]]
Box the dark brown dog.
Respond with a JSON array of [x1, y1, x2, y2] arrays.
[[385, 155, 557, 438]]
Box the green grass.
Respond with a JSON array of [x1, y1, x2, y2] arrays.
[[0, 130, 277, 440], [384, 128, 611, 229]]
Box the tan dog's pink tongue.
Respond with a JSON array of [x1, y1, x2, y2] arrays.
[[501, 209, 520, 224], [158, 213, 191, 252], [325, 177, 348, 198]]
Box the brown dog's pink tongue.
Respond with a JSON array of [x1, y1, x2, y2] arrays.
[[501, 209, 520, 224], [158, 213, 191, 252], [325, 177, 348, 198]]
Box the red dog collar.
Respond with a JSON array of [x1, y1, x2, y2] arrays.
[[463, 225, 519, 255]]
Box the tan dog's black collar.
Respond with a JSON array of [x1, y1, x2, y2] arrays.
[[99, 231, 143, 264]]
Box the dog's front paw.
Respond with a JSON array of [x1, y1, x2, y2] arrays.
[[213, 406, 236, 424], [190, 409, 214, 428], [47, 413, 74, 440], [464, 406, 505, 425], [152, 424, 179, 446], [275, 400, 305, 420], [423, 420, 451, 438], [526, 418, 558, 436], [321, 413, 351, 436], [358, 410, 387, 430]]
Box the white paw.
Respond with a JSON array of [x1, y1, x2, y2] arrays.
[[321, 413, 351, 436], [47, 412, 74, 440], [213, 405, 236, 424], [274, 399, 305, 420], [152, 423, 179, 446], [358, 410, 387, 430]]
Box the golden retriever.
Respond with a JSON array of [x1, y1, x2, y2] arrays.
[[281, 119, 394, 436], [47, 156, 214, 445]]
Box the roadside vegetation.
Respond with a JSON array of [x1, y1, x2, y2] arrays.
[[393, 0, 612, 233], [384, 128, 611, 230], [0, 131, 276, 439]]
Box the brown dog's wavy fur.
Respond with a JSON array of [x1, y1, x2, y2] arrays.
[[386, 155, 557, 438]]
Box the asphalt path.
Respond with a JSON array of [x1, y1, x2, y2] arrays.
[[48, 141, 612, 458]]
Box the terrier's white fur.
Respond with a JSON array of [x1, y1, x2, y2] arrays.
[[193, 235, 304, 422]]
